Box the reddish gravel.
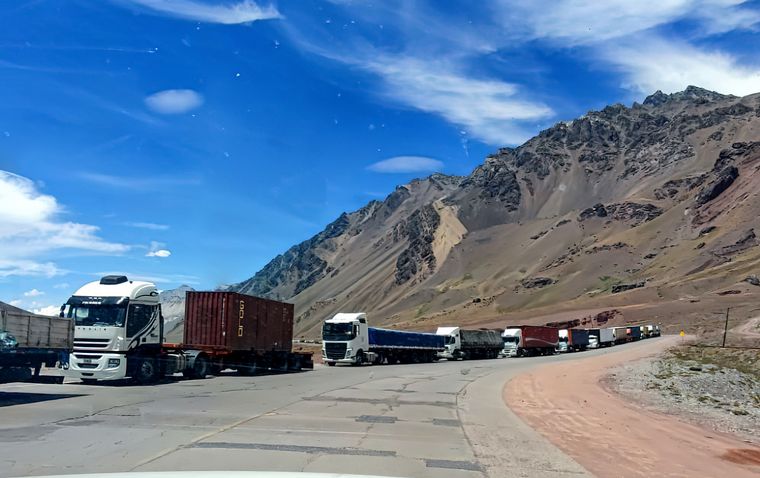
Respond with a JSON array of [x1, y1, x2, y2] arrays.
[[505, 336, 760, 478]]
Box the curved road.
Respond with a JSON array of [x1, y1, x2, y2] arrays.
[[0, 339, 666, 478]]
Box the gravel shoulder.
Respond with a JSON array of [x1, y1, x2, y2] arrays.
[[608, 344, 759, 443], [505, 336, 760, 477]]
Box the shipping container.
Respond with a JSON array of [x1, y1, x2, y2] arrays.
[[184, 291, 293, 353], [628, 326, 642, 341], [587, 328, 614, 348], [613, 327, 630, 344], [504, 325, 558, 357]]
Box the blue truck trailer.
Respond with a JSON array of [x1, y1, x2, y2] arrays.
[[322, 313, 444, 365]]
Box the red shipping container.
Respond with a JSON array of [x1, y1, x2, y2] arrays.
[[183, 291, 293, 353]]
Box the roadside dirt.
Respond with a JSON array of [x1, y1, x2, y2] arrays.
[[505, 337, 760, 477]]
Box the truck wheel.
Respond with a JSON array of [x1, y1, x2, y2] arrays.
[[326, 361, 336, 367], [134, 357, 159, 384], [353, 351, 365, 366], [187, 354, 210, 379]]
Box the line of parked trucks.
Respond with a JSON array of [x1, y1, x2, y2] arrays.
[[0, 276, 660, 384]]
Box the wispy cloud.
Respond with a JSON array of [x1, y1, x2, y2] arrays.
[[79, 172, 201, 190], [23, 288, 44, 297], [367, 156, 444, 174], [0, 170, 127, 278], [123, 221, 170, 231], [144, 89, 204, 114], [53, 282, 70, 289], [122, 0, 281, 24]]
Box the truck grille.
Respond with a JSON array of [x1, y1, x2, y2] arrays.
[[324, 342, 347, 360], [74, 338, 111, 351]]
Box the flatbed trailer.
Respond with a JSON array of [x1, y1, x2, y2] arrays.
[[1, 310, 72, 384]]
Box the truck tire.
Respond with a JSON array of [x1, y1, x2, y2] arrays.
[[353, 351, 365, 366], [326, 361, 336, 366], [134, 357, 159, 384], [185, 354, 210, 379]]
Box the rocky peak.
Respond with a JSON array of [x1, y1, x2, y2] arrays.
[[643, 86, 731, 107]]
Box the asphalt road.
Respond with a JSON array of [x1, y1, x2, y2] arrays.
[[0, 339, 664, 478]]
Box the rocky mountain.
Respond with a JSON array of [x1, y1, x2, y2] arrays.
[[228, 86, 760, 338], [160, 285, 194, 342]]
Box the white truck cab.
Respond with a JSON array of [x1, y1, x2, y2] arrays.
[[435, 326, 460, 359], [557, 329, 569, 352], [322, 312, 370, 365], [501, 328, 521, 357], [62, 275, 162, 382], [588, 334, 600, 349]]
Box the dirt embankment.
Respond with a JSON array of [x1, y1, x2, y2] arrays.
[[505, 337, 760, 477]]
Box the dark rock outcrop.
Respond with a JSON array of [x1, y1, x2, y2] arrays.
[[394, 205, 440, 285], [611, 281, 645, 294], [579, 203, 662, 227], [695, 166, 739, 206], [520, 277, 555, 289]]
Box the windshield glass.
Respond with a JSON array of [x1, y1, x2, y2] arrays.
[[65, 304, 127, 327], [444, 336, 456, 345], [322, 323, 355, 341], [503, 336, 518, 344]]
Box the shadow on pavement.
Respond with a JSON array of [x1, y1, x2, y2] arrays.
[[0, 391, 86, 407]]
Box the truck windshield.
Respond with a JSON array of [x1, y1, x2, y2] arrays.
[[64, 304, 127, 327], [322, 323, 355, 341], [444, 336, 456, 345], [502, 337, 518, 344]]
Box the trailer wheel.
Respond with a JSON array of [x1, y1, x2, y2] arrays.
[[134, 357, 159, 384]]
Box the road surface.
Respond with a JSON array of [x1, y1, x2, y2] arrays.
[[1, 339, 665, 478]]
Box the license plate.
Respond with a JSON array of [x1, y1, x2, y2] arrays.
[[83, 358, 93, 364]]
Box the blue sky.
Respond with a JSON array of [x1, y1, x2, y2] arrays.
[[1, 0, 759, 313]]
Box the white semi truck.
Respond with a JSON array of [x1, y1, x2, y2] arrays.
[[322, 313, 444, 365], [435, 326, 503, 360]]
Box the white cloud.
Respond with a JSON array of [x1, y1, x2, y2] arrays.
[[33, 305, 60, 316], [0, 170, 128, 277], [124, 222, 170, 230], [146, 241, 172, 258], [79, 172, 201, 190], [499, 0, 760, 45], [53, 282, 70, 289], [23, 288, 44, 297], [367, 57, 553, 145], [9, 299, 22, 307], [144, 89, 204, 114], [602, 37, 760, 96], [124, 0, 281, 24], [367, 156, 444, 174]]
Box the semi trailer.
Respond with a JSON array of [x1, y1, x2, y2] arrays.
[[557, 328, 590, 352], [501, 326, 558, 357], [63, 276, 312, 383], [322, 313, 444, 365], [1, 309, 73, 383], [435, 327, 503, 360], [587, 328, 615, 348]]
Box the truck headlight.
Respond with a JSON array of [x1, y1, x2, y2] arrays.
[[107, 358, 121, 368]]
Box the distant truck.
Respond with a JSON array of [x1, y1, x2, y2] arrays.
[[587, 328, 615, 348], [435, 327, 503, 360], [501, 326, 558, 357], [63, 276, 312, 383], [322, 313, 444, 365], [612, 326, 630, 344], [1, 309, 73, 383], [646, 324, 661, 337], [557, 328, 590, 352]]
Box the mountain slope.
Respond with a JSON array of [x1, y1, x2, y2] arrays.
[[229, 86, 760, 338]]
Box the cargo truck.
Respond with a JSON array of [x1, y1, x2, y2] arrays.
[[646, 324, 661, 337], [587, 328, 614, 348], [322, 313, 444, 365], [435, 327, 503, 360], [63, 276, 312, 383], [1, 309, 73, 383], [628, 325, 642, 341], [557, 328, 590, 352], [501, 326, 558, 357], [613, 326, 632, 344]]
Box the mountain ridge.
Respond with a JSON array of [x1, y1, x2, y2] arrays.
[[218, 85, 760, 338]]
